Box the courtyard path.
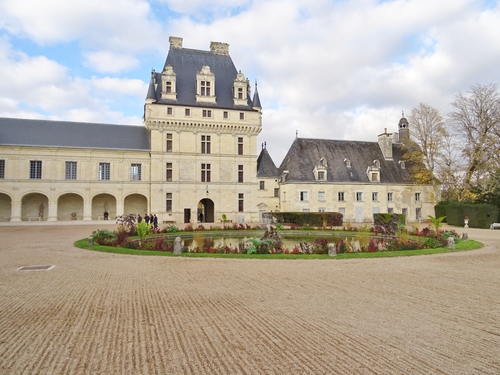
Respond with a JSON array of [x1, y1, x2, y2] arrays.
[[0, 224, 499, 374]]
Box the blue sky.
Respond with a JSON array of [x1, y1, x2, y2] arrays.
[[1, 0, 499, 163]]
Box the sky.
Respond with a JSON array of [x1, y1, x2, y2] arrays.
[[1, 0, 499, 164]]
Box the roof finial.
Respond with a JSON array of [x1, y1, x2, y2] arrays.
[[296, 130, 298, 138], [402, 109, 405, 117], [264, 141, 266, 149]]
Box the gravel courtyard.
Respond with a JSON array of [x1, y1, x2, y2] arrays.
[[1, 224, 499, 374]]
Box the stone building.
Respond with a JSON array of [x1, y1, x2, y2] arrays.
[[0, 37, 437, 224], [256, 117, 439, 223]]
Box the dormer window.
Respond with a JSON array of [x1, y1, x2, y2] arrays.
[[399, 161, 406, 169], [196, 65, 216, 103], [233, 71, 249, 106], [161, 65, 177, 100], [344, 158, 351, 168], [367, 161, 381, 182], [314, 157, 327, 181]]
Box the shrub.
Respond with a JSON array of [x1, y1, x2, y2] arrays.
[[136, 221, 149, 247], [116, 214, 137, 233], [114, 227, 129, 246], [425, 237, 443, 249], [163, 225, 178, 233], [92, 229, 117, 245], [373, 213, 406, 236]]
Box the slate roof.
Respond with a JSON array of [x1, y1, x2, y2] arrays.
[[148, 47, 255, 110], [0, 117, 150, 151], [279, 138, 412, 184], [257, 147, 280, 177]]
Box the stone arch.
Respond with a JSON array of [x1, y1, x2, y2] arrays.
[[197, 198, 214, 223], [124, 193, 148, 216], [21, 192, 49, 221], [57, 193, 84, 221], [0, 192, 12, 222], [92, 193, 117, 221]]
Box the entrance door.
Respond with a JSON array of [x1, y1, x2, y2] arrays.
[[355, 207, 363, 223], [184, 208, 191, 224], [198, 198, 215, 223]]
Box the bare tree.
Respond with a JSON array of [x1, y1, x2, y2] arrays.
[[409, 103, 448, 176], [437, 131, 463, 201], [448, 83, 500, 197]]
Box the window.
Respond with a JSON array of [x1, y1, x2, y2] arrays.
[[202, 109, 212, 118], [239, 112, 245, 120], [259, 181, 265, 190], [371, 172, 378, 182], [201, 135, 211, 154], [99, 162, 110, 180], [65, 161, 77, 180], [166, 163, 173, 181], [30, 160, 42, 179], [201, 81, 211, 96], [166, 133, 173, 153], [388, 192, 393, 202], [238, 87, 243, 99], [372, 192, 378, 202], [201, 163, 211, 182], [223, 111, 229, 119], [338, 192, 345, 201], [0, 160, 5, 179], [416, 207, 422, 220], [300, 191, 309, 202], [167, 107, 173, 115], [185, 108, 191, 116], [238, 193, 244, 212], [130, 164, 141, 181], [238, 137, 243, 155], [317, 171, 325, 181], [356, 192, 363, 202], [166, 81, 172, 93], [166, 193, 172, 212], [402, 208, 408, 217], [415, 192, 421, 201], [318, 191, 325, 201], [274, 188, 280, 198], [318, 208, 326, 212], [388, 207, 394, 214], [238, 165, 244, 183]]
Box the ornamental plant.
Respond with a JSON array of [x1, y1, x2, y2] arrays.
[[136, 220, 149, 248]]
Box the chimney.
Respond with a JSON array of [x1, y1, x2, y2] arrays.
[[378, 130, 393, 160], [210, 41, 229, 55], [169, 36, 183, 49]]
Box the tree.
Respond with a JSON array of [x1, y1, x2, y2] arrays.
[[409, 103, 448, 176], [448, 83, 500, 198]]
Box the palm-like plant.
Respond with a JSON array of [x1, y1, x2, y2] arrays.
[[428, 215, 446, 233]]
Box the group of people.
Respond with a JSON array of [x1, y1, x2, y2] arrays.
[[137, 213, 158, 229]]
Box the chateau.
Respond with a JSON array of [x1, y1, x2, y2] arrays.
[[0, 37, 437, 224]]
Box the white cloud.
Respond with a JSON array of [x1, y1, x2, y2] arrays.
[[84, 51, 140, 74]]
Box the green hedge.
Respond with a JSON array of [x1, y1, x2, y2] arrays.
[[268, 212, 343, 227], [435, 201, 498, 229]]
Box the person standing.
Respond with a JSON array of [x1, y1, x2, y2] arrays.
[[153, 214, 158, 229], [137, 214, 142, 223], [144, 214, 150, 225]]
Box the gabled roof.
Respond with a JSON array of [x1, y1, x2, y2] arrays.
[[151, 47, 255, 110], [0, 117, 150, 151], [279, 138, 412, 184], [257, 147, 279, 177]]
